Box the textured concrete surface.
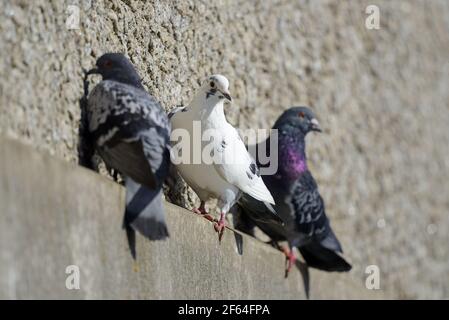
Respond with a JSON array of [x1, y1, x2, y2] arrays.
[[1, 0, 449, 298], [0, 136, 379, 299]]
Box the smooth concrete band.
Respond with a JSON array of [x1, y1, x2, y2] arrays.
[[0, 137, 381, 299]]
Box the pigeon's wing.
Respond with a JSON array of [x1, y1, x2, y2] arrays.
[[168, 105, 187, 119], [289, 171, 342, 252], [97, 140, 156, 187], [88, 80, 171, 189], [212, 125, 275, 204]]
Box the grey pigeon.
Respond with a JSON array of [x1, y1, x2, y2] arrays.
[[84, 53, 171, 245], [237, 107, 351, 275]]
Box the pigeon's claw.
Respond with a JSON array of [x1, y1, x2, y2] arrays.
[[192, 202, 215, 222], [281, 246, 296, 278], [199, 212, 215, 222], [214, 221, 225, 242], [285, 252, 296, 278], [214, 212, 226, 242]]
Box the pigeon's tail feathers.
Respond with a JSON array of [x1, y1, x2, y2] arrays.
[[232, 204, 257, 236], [263, 201, 278, 217], [124, 178, 169, 240], [238, 193, 284, 227], [298, 239, 351, 272], [130, 213, 169, 240], [243, 178, 275, 205], [297, 226, 351, 272], [320, 227, 343, 253]]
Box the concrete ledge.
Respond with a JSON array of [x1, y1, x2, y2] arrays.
[[0, 137, 381, 299]]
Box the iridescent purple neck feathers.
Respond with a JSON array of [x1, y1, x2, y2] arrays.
[[278, 132, 308, 179]]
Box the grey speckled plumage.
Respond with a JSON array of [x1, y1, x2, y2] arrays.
[[85, 53, 171, 243], [236, 106, 351, 273]]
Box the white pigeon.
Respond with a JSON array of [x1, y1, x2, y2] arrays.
[[169, 74, 275, 241]]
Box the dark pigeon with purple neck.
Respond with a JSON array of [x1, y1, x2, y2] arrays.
[[237, 106, 351, 276]]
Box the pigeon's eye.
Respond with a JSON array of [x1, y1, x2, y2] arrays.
[[298, 112, 305, 118], [103, 60, 113, 68], [210, 81, 215, 88]]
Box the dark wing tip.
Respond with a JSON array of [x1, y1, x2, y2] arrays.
[[320, 228, 344, 253], [299, 243, 352, 272], [262, 202, 284, 226]]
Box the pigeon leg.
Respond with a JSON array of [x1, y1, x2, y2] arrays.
[[213, 212, 226, 242], [280, 245, 296, 278], [193, 201, 215, 222]]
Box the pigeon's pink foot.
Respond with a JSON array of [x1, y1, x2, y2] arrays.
[[281, 246, 296, 278], [213, 212, 226, 242], [193, 208, 214, 222], [192, 202, 215, 222]]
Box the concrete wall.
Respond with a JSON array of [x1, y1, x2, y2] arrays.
[[0, 136, 382, 299], [1, 0, 449, 298]]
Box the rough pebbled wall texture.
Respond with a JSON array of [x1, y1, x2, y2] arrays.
[[1, 0, 449, 298]]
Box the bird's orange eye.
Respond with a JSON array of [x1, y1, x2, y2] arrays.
[[298, 112, 305, 118], [210, 81, 215, 88], [104, 60, 113, 68]]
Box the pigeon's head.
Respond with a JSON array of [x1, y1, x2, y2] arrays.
[[85, 53, 143, 88], [201, 74, 232, 102], [273, 106, 322, 135]]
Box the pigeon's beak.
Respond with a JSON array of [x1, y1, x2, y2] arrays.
[[310, 118, 322, 132], [220, 89, 232, 102], [85, 68, 100, 76]]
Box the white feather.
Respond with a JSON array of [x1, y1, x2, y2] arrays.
[[213, 123, 275, 204], [170, 75, 275, 212]]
